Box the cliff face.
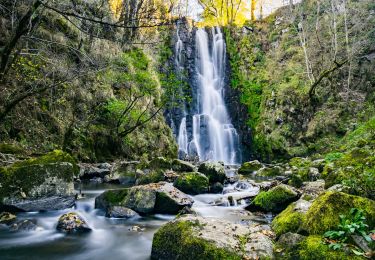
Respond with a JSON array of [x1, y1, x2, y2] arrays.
[[226, 0, 375, 161]]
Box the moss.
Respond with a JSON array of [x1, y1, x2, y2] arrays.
[[251, 185, 298, 212], [103, 189, 129, 205], [137, 170, 164, 185], [238, 161, 262, 174], [272, 202, 305, 237], [198, 162, 226, 184], [148, 157, 172, 170], [152, 220, 241, 260], [0, 143, 24, 154], [174, 172, 209, 195], [303, 191, 375, 235], [298, 235, 363, 260]]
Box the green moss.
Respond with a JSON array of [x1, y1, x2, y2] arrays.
[[148, 157, 172, 170], [152, 220, 241, 260], [137, 170, 164, 185], [251, 185, 298, 212], [238, 161, 262, 174], [0, 143, 24, 154], [103, 189, 129, 205], [298, 235, 363, 260], [272, 202, 305, 237], [174, 172, 209, 195], [303, 191, 375, 235]]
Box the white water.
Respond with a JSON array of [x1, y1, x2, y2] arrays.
[[190, 27, 239, 164]]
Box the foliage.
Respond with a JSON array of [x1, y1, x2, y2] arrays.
[[323, 208, 374, 256]]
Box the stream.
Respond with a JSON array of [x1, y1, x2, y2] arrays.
[[0, 175, 272, 260]]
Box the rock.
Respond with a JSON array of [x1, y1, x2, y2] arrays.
[[308, 167, 320, 180], [272, 199, 312, 237], [0, 150, 76, 212], [79, 164, 110, 180], [247, 184, 300, 213], [258, 180, 278, 191], [257, 166, 283, 177], [171, 159, 196, 172], [302, 191, 375, 235], [238, 160, 262, 174], [198, 162, 226, 183], [311, 159, 325, 172], [327, 184, 350, 193], [173, 172, 209, 195], [136, 170, 165, 185], [95, 182, 194, 215], [149, 157, 172, 169], [106, 206, 138, 218], [9, 219, 38, 232], [151, 215, 274, 260], [178, 206, 196, 215], [56, 212, 91, 234], [111, 161, 140, 185], [278, 232, 305, 248], [163, 170, 179, 182], [209, 182, 224, 193], [301, 180, 325, 199], [0, 212, 16, 225], [129, 225, 145, 232]]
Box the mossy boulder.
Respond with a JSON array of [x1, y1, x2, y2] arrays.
[[0, 150, 77, 212], [149, 157, 172, 170], [247, 184, 300, 213], [136, 170, 165, 185], [257, 166, 283, 177], [302, 191, 375, 235], [173, 172, 209, 195], [151, 215, 274, 260], [171, 159, 196, 172], [95, 182, 194, 215], [56, 212, 91, 234], [272, 199, 311, 237], [238, 160, 262, 174], [298, 235, 363, 260], [198, 162, 226, 184]]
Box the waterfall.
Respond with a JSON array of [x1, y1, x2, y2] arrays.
[[173, 25, 240, 164]]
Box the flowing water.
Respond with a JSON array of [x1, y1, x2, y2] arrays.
[[176, 27, 240, 164], [0, 178, 269, 260]]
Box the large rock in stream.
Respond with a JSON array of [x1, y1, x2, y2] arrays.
[[0, 150, 77, 212], [95, 182, 194, 215], [151, 215, 274, 260], [198, 162, 226, 183]]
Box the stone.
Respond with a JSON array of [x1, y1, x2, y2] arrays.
[[173, 172, 209, 195], [198, 162, 226, 183], [238, 160, 262, 174], [257, 166, 283, 177], [327, 184, 350, 193], [106, 206, 138, 218], [79, 163, 110, 180], [95, 182, 194, 215], [171, 159, 196, 172], [308, 167, 320, 180], [278, 232, 305, 248], [9, 219, 38, 232], [0, 212, 16, 225], [247, 184, 300, 213], [151, 215, 274, 260], [56, 212, 91, 233], [210, 182, 224, 193], [0, 150, 76, 212], [301, 180, 325, 199], [149, 157, 172, 169]]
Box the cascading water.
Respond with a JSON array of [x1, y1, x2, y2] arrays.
[[189, 27, 240, 164]]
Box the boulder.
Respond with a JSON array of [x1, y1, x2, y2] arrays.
[[0, 212, 16, 225], [0, 150, 76, 212], [151, 215, 274, 260], [247, 184, 300, 213], [209, 182, 224, 193], [79, 164, 110, 180], [171, 159, 196, 172], [95, 182, 194, 215], [56, 212, 91, 233], [9, 219, 38, 232], [173, 172, 209, 195], [108, 161, 140, 185], [238, 160, 262, 174], [149, 157, 172, 169], [278, 232, 305, 248], [198, 162, 226, 183], [302, 191, 375, 235], [300, 180, 325, 199], [106, 206, 138, 218], [257, 166, 283, 177]]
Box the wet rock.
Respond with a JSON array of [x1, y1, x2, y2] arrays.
[[178, 206, 197, 215], [198, 162, 226, 183], [56, 212, 91, 234], [301, 180, 325, 199], [95, 182, 194, 215], [106, 161, 139, 185], [278, 232, 305, 248], [238, 160, 262, 174], [79, 163, 110, 180], [247, 184, 300, 213], [129, 225, 145, 232], [106, 206, 138, 218], [0, 212, 16, 225], [0, 150, 76, 212], [151, 215, 274, 259], [171, 159, 196, 172], [173, 172, 209, 195], [10, 219, 38, 232], [209, 182, 224, 193]]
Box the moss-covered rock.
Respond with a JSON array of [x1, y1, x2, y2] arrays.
[[56, 212, 91, 234], [149, 157, 172, 170], [0, 143, 24, 155], [151, 215, 274, 260], [173, 172, 209, 195], [247, 184, 299, 213], [302, 191, 375, 235], [257, 166, 283, 177], [171, 159, 196, 172], [298, 235, 363, 260], [136, 170, 165, 185], [0, 150, 77, 211], [198, 162, 226, 184], [94, 189, 129, 210], [0, 212, 17, 225], [238, 160, 263, 174]]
